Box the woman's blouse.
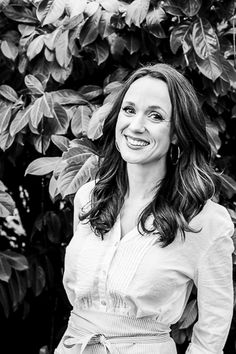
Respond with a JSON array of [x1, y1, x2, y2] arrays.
[[63, 181, 235, 354]]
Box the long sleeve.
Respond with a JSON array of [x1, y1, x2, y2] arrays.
[[186, 232, 234, 354]]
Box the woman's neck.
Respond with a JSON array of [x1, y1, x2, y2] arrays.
[[126, 163, 166, 201]]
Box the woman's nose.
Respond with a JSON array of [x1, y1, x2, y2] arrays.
[[129, 114, 145, 132]]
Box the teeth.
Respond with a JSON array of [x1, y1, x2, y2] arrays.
[[126, 136, 149, 146]]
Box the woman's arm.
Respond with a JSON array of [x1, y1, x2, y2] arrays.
[[186, 232, 234, 354]]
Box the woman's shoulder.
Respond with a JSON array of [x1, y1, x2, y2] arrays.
[[189, 199, 234, 240], [73, 180, 96, 207]]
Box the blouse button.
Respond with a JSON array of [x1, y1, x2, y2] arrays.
[[101, 300, 106, 306]]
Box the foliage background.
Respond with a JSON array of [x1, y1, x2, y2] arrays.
[[0, 0, 235, 353]]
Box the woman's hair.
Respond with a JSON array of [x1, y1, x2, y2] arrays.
[[80, 63, 219, 246]]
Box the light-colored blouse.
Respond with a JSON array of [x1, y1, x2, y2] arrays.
[[60, 180, 234, 354]]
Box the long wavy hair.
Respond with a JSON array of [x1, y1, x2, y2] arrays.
[[80, 63, 220, 246]]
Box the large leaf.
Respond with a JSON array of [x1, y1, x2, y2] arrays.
[[179, 299, 197, 329], [50, 89, 88, 105], [25, 156, 61, 176], [195, 52, 222, 82], [146, 8, 166, 38], [91, 39, 109, 65], [71, 105, 92, 137], [1, 40, 18, 61], [30, 97, 44, 128], [51, 135, 70, 151], [0, 131, 14, 151], [99, 0, 119, 12], [173, 0, 202, 17], [87, 102, 112, 140], [0, 189, 15, 217], [3, 250, 28, 272], [31, 133, 51, 154], [9, 105, 33, 136], [0, 284, 10, 317], [170, 23, 191, 54], [49, 61, 72, 83], [78, 85, 103, 100], [220, 174, 236, 199], [192, 18, 219, 59], [43, 28, 62, 51], [42, 0, 65, 26], [125, 0, 150, 27], [24, 74, 44, 95], [51, 103, 69, 134], [0, 104, 12, 134], [58, 153, 98, 197], [3, 5, 38, 24], [0, 254, 11, 282], [124, 33, 140, 55], [55, 30, 72, 68], [0, 85, 18, 103], [27, 35, 45, 60], [80, 7, 102, 47], [66, 0, 87, 17], [99, 11, 113, 39]]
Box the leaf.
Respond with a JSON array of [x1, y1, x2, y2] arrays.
[[24, 74, 44, 95], [31, 133, 51, 154], [219, 56, 236, 88], [192, 18, 219, 59], [195, 52, 222, 82], [42, 0, 66, 26], [58, 153, 98, 197], [91, 39, 109, 65], [51, 135, 70, 151], [0, 85, 18, 103], [18, 24, 35, 37], [87, 102, 112, 140], [221, 174, 236, 199], [52, 103, 69, 134], [66, 0, 87, 17], [3, 250, 28, 271], [0, 253, 11, 281], [125, 0, 150, 27], [80, 7, 102, 47], [177, 0, 202, 17], [49, 61, 72, 84], [99, 0, 119, 12], [99, 11, 113, 39], [55, 30, 71, 68], [49, 174, 60, 200], [84, 1, 99, 17], [124, 33, 140, 55], [170, 23, 191, 54], [206, 121, 221, 155], [0, 104, 12, 133], [32, 264, 45, 296], [45, 211, 62, 243], [30, 97, 44, 128], [1, 40, 18, 61], [78, 85, 103, 100], [179, 299, 197, 329], [25, 156, 61, 176], [0, 284, 10, 317], [3, 5, 38, 24], [43, 28, 62, 50], [50, 89, 88, 105], [27, 35, 44, 60], [9, 105, 33, 136], [146, 8, 167, 38], [0, 131, 14, 151], [71, 105, 92, 137]]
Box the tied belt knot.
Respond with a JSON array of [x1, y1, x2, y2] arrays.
[[63, 332, 170, 354], [63, 333, 119, 353]]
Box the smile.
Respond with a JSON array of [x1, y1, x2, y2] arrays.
[[125, 135, 149, 147]]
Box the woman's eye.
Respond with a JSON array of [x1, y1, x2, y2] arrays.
[[122, 106, 135, 115], [149, 112, 164, 122]]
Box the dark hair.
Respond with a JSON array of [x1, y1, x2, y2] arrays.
[[80, 63, 219, 246]]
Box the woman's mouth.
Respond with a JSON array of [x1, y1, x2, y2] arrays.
[[125, 135, 149, 147]]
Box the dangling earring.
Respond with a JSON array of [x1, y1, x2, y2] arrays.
[[170, 144, 180, 165], [115, 141, 120, 152]]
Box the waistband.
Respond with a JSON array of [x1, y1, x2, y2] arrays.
[[63, 311, 171, 353]]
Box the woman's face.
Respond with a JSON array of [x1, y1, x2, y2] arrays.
[[115, 76, 173, 170]]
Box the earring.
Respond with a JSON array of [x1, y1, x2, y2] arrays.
[[170, 144, 180, 165]]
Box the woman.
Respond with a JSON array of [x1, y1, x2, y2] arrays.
[[55, 64, 234, 354]]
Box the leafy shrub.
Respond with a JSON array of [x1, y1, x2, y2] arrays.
[[0, 0, 235, 352]]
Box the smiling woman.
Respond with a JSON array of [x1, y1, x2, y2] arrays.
[[55, 64, 234, 354]]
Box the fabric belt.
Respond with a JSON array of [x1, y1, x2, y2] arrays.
[[62, 311, 171, 353]]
